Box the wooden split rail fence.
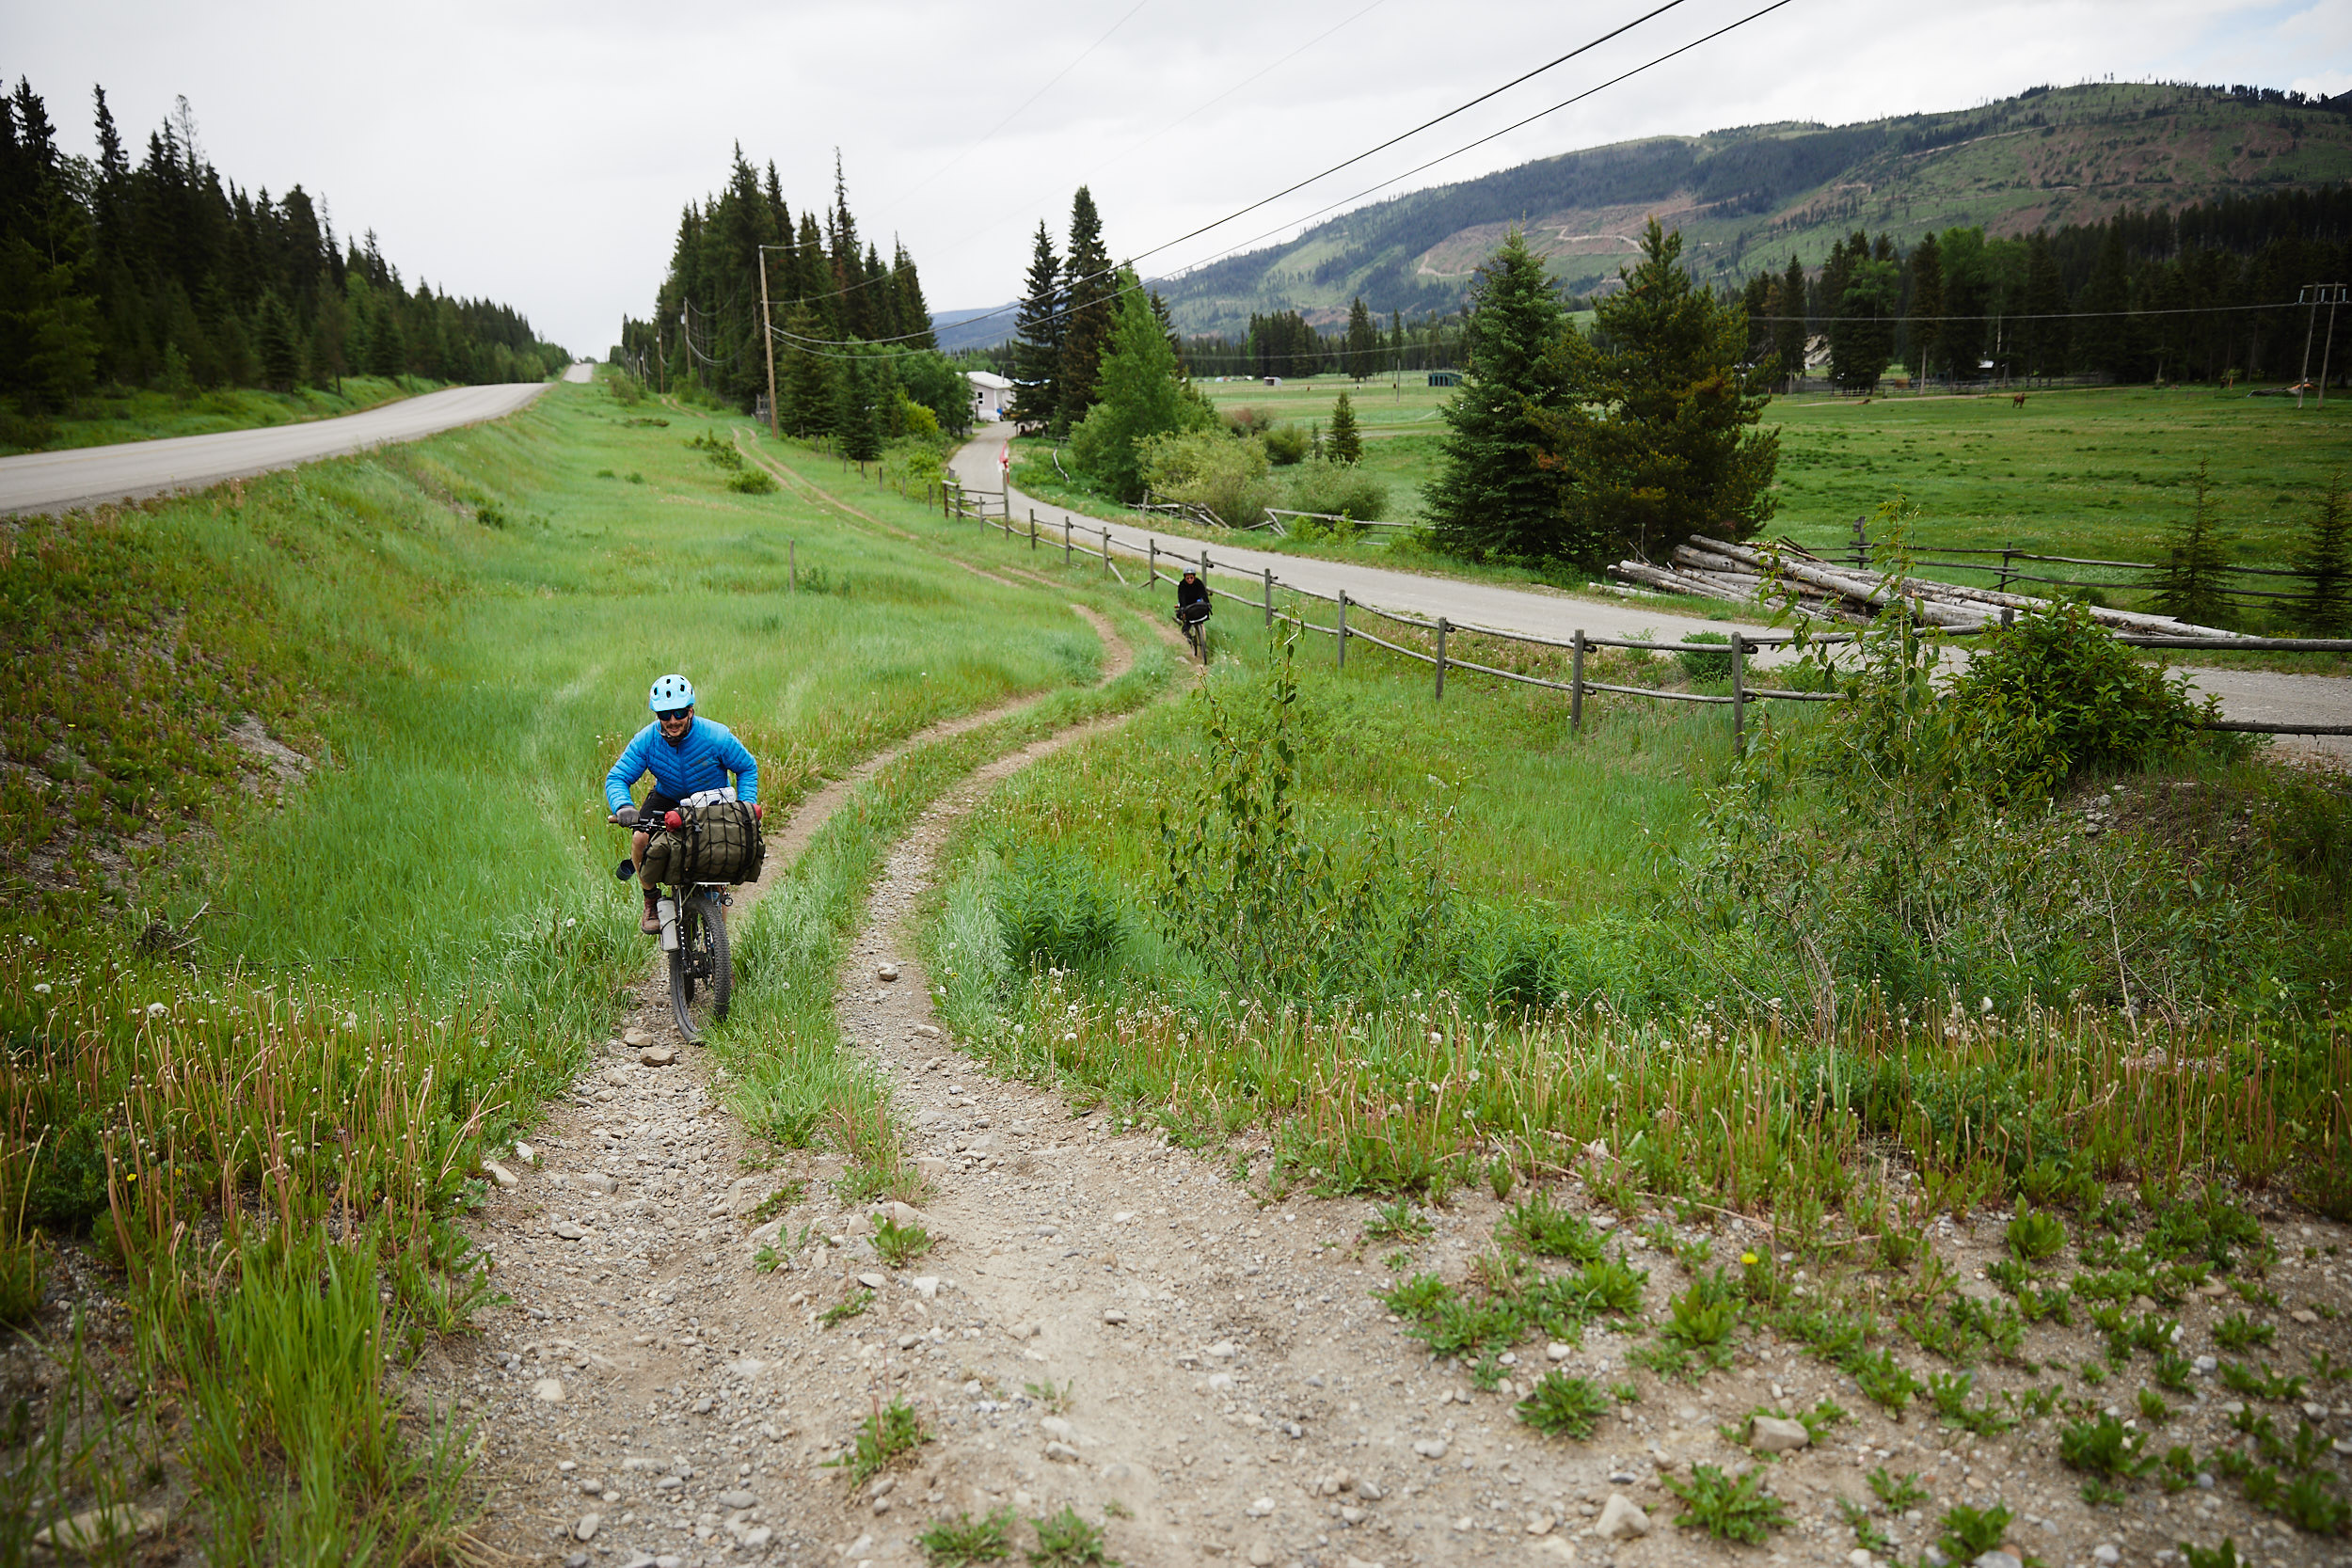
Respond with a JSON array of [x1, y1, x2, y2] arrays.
[[939, 484, 2352, 744]]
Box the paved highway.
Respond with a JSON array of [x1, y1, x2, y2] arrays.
[[0, 378, 562, 517], [948, 423, 2351, 764]]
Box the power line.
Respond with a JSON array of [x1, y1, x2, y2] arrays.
[[765, 0, 1710, 352]]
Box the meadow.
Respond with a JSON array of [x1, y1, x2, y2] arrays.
[[0, 377, 1153, 1559]]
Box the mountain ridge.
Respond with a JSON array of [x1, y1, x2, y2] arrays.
[[1146, 81, 2352, 334]]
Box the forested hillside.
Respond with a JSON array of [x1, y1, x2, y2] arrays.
[[1154, 81, 2352, 335], [0, 77, 569, 424]]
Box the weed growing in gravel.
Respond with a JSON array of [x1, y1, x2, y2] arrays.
[[918, 1507, 1015, 1565], [752, 1245, 783, 1274], [1836, 1497, 1894, 1554], [750, 1180, 808, 1222], [874, 1214, 934, 1268], [1936, 1501, 2014, 1560], [821, 1290, 874, 1327], [2280, 1472, 2351, 1533], [2061, 1413, 2153, 1484], [1024, 1381, 1072, 1414], [829, 1398, 929, 1486], [1867, 1467, 1930, 1512], [1514, 1372, 1613, 1439], [1501, 1191, 1607, 1259], [2006, 1204, 2067, 1261], [2180, 1541, 2249, 1568], [1027, 1503, 1118, 1565], [1851, 1348, 1923, 1416], [1364, 1200, 1431, 1243], [1666, 1463, 1791, 1544], [2213, 1311, 2273, 1352]]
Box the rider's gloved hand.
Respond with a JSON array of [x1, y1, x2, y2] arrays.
[[612, 804, 639, 827]]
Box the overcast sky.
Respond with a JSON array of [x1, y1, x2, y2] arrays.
[[12, 0, 2347, 355]]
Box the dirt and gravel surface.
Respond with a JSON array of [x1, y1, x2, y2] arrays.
[[946, 426, 2352, 766], [427, 607, 2352, 1568], [0, 380, 555, 517]]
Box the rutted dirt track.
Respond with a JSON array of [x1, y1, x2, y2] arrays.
[[435, 609, 2352, 1568]]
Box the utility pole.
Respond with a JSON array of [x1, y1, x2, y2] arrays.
[[2300, 284, 2347, 408], [758, 245, 782, 436]]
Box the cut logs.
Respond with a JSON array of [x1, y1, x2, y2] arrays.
[[1612, 536, 2242, 640]]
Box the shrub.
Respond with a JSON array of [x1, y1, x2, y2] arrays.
[[1947, 600, 2210, 797], [1676, 631, 1733, 682], [1283, 456, 1391, 522], [994, 847, 1125, 975], [1138, 430, 1275, 527], [1263, 422, 1310, 465], [1223, 405, 1276, 437], [727, 467, 779, 494]]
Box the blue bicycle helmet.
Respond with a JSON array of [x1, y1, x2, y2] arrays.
[[649, 673, 695, 712]]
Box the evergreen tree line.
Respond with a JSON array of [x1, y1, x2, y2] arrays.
[[614, 148, 975, 446], [1176, 301, 1480, 379], [0, 76, 568, 414], [1734, 182, 2352, 391]]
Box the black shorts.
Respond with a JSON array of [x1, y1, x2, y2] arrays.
[[631, 791, 680, 826]]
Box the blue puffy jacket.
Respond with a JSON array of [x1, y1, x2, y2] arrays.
[[605, 718, 759, 812]]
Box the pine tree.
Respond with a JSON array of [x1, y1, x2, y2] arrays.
[[1009, 222, 1062, 431], [781, 308, 834, 436], [1327, 390, 1361, 464], [836, 353, 882, 462], [1772, 255, 1807, 390], [369, 304, 405, 379], [2289, 471, 2351, 636], [2155, 461, 2232, 628], [1344, 296, 1377, 380], [890, 241, 936, 348], [255, 290, 300, 388], [1057, 186, 1116, 433], [1906, 233, 1944, 382], [1422, 230, 1574, 561], [1829, 232, 1898, 392], [1529, 219, 1779, 566], [2073, 222, 2136, 379], [2022, 232, 2068, 378]]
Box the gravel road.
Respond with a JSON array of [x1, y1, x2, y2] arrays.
[[949, 425, 2351, 764], [0, 379, 555, 517]]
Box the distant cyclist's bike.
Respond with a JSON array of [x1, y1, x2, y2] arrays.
[[612, 825, 734, 1041], [1177, 606, 1212, 663]]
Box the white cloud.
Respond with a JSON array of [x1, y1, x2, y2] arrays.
[[9, 0, 2340, 354]]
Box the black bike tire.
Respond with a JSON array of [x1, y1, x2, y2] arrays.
[[694, 890, 733, 1022], [666, 900, 698, 1040]]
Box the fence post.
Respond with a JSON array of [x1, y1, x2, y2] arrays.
[[1063, 517, 1072, 566], [943, 482, 950, 520], [1996, 549, 2015, 595], [2000, 606, 2013, 629], [1730, 632, 1746, 754], [1200, 548, 1211, 582], [1148, 539, 1157, 586], [1103, 527, 1111, 577], [1570, 629, 1585, 734], [1263, 566, 1273, 627], [1337, 591, 1348, 669], [1435, 616, 1449, 701], [1029, 509, 1037, 552]]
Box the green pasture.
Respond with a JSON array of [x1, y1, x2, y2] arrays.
[[0, 375, 444, 457]]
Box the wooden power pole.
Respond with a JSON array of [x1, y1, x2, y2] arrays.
[[758, 245, 781, 436]]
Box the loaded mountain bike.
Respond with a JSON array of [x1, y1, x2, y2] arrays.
[[611, 816, 738, 1041], [1177, 607, 1212, 663]]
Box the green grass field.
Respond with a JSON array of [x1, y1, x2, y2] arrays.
[[0, 375, 452, 457]]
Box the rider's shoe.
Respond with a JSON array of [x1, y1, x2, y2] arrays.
[[640, 893, 663, 935]]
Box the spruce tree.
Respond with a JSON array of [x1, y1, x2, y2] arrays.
[[1772, 255, 1807, 390], [1345, 296, 1377, 380], [781, 307, 834, 436], [1907, 233, 1944, 382], [2155, 461, 2232, 628], [369, 306, 405, 379], [1057, 186, 1116, 433], [2289, 471, 2351, 636], [256, 290, 300, 389], [1529, 218, 1778, 566], [836, 353, 882, 462], [1009, 222, 1062, 431], [1422, 229, 1573, 561], [2023, 232, 2068, 378], [1327, 390, 1361, 464]]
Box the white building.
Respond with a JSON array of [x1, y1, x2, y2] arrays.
[[967, 371, 1014, 424]]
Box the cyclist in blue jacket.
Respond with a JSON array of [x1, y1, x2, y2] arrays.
[[606, 673, 760, 932]]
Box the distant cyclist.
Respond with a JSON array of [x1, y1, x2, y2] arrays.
[[605, 674, 760, 932], [1175, 569, 1211, 629]]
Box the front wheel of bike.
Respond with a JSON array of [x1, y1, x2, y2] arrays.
[[667, 889, 733, 1040]]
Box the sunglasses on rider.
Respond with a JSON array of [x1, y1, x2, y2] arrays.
[[656, 707, 691, 722]]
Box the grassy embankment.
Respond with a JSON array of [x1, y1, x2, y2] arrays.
[[907, 513, 2351, 1530], [0, 375, 453, 457], [0, 377, 1158, 1558]]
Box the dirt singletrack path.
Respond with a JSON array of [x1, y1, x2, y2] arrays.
[[417, 542, 2351, 1568]]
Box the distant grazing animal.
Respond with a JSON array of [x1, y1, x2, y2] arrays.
[[2010, 392, 2028, 408]]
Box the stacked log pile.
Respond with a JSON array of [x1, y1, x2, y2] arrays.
[[1611, 536, 2241, 640]]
